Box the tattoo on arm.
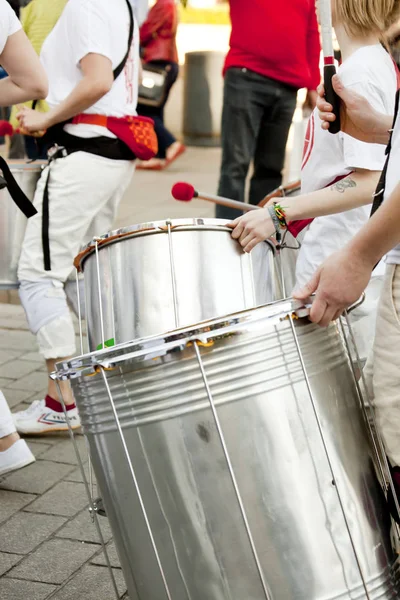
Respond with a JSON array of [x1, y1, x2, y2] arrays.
[[331, 178, 357, 193]]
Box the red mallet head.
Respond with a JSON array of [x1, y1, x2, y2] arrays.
[[0, 121, 14, 137], [171, 182, 198, 202]]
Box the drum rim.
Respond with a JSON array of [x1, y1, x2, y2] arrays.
[[74, 217, 249, 272], [55, 298, 308, 379], [6, 160, 47, 170]]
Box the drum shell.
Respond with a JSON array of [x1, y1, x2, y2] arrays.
[[0, 160, 44, 289], [80, 219, 281, 351], [66, 302, 399, 600]]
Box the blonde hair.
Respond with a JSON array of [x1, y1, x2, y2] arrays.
[[336, 0, 400, 37]]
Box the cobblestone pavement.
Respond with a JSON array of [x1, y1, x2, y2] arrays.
[[0, 148, 218, 600]]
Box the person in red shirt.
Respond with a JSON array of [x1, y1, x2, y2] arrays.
[[138, 0, 185, 170], [216, 0, 321, 220]]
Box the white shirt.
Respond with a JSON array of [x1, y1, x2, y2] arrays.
[[296, 44, 397, 287], [40, 0, 140, 139], [384, 104, 400, 264], [0, 0, 21, 54]]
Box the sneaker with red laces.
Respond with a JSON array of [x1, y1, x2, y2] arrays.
[[13, 399, 80, 435]]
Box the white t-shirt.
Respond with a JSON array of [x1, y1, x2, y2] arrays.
[[40, 0, 139, 139], [296, 44, 397, 287], [0, 0, 21, 54], [383, 105, 400, 264]]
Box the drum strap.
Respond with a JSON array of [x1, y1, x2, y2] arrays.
[[0, 156, 37, 218], [370, 89, 400, 218]]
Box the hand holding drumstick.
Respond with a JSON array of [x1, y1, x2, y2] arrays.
[[317, 75, 393, 145]]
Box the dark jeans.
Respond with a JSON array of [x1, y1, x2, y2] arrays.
[[216, 67, 297, 220], [138, 60, 179, 159]]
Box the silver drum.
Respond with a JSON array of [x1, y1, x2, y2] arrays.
[[57, 299, 400, 600], [0, 160, 45, 289], [76, 218, 281, 351]]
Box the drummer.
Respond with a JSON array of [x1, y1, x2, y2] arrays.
[[295, 75, 400, 518], [0, 0, 48, 474], [13, 0, 143, 435], [228, 0, 400, 362]]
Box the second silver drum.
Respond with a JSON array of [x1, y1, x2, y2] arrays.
[[76, 218, 281, 351]]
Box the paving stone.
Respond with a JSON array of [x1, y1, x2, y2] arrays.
[[25, 440, 53, 457], [8, 538, 99, 584], [0, 552, 23, 576], [91, 541, 121, 569], [0, 512, 66, 554], [0, 489, 37, 525], [25, 481, 88, 517], [63, 462, 92, 483], [0, 376, 14, 388], [0, 460, 74, 494], [50, 565, 126, 600], [6, 371, 49, 392], [0, 578, 57, 600], [56, 508, 112, 544], [0, 359, 40, 380], [20, 351, 43, 363], [1, 388, 37, 408], [0, 348, 22, 365], [39, 437, 88, 465], [0, 329, 37, 351]]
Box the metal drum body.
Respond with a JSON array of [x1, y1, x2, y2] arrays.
[[77, 219, 281, 351], [59, 300, 400, 600], [0, 160, 45, 289]]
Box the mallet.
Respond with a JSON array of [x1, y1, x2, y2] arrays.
[[171, 182, 258, 213]]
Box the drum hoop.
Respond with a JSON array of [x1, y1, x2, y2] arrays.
[[258, 179, 301, 208], [74, 218, 247, 272], [55, 297, 304, 378]]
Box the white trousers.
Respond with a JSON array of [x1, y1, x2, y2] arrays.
[[18, 151, 135, 359], [364, 265, 400, 467], [0, 390, 16, 438]]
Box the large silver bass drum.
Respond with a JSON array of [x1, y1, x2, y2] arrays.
[[56, 299, 399, 600]]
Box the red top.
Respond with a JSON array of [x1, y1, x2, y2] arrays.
[[224, 0, 321, 90], [140, 0, 179, 64]]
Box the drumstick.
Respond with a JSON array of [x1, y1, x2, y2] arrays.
[[320, 0, 341, 134], [171, 182, 258, 213]]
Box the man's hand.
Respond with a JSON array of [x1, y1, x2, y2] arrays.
[[316, 75, 391, 145], [227, 209, 275, 253], [293, 247, 373, 327], [16, 106, 48, 135]]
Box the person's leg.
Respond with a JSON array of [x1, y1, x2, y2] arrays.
[[369, 266, 400, 519], [15, 153, 135, 434], [216, 68, 264, 220], [0, 390, 34, 475], [249, 82, 297, 206]]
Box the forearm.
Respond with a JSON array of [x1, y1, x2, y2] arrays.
[[0, 76, 43, 106], [347, 182, 400, 266], [45, 77, 110, 128], [283, 171, 380, 221]]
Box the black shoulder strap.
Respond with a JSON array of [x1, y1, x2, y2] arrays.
[[113, 0, 134, 81], [370, 89, 400, 218]]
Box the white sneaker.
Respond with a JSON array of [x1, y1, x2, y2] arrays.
[[0, 439, 35, 477], [13, 399, 81, 435]]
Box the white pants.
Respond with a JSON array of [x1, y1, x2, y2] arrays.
[[364, 265, 400, 467], [0, 390, 16, 438], [18, 151, 135, 359]]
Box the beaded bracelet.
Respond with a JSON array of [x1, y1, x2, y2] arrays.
[[273, 202, 288, 229]]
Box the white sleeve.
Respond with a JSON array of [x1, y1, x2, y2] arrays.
[[70, 0, 113, 68], [340, 79, 395, 172], [0, 0, 22, 55]]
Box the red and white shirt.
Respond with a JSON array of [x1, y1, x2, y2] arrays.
[[40, 0, 140, 139], [296, 44, 397, 286]]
